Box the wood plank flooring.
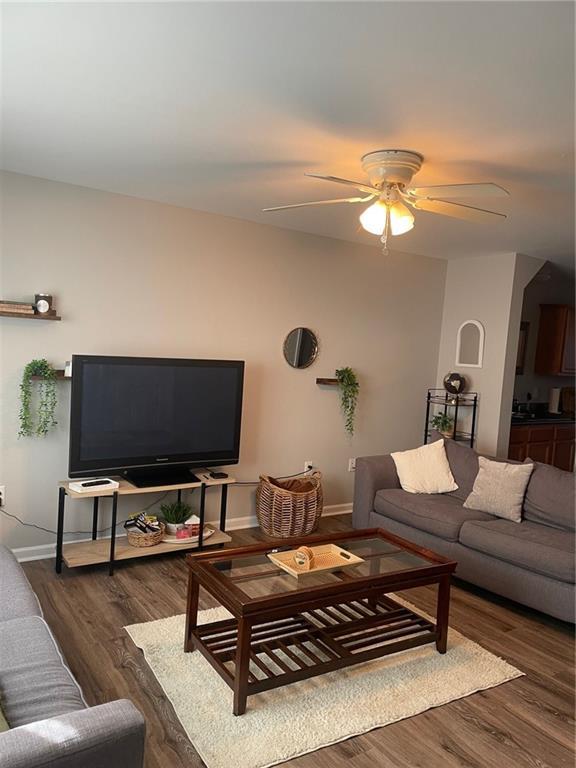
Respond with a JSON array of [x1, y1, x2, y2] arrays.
[[23, 515, 575, 768]]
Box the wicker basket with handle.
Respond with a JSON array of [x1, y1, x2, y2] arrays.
[[126, 522, 165, 548], [256, 472, 323, 538]]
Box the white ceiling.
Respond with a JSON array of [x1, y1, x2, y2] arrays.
[[1, 2, 574, 269]]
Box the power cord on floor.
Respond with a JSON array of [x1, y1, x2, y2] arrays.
[[0, 468, 312, 535]]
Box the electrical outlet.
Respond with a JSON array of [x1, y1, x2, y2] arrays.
[[0, 486, 5, 507], [304, 460, 314, 473], [348, 458, 356, 472]]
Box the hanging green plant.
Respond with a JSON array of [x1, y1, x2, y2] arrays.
[[19, 359, 58, 437], [335, 367, 359, 436]]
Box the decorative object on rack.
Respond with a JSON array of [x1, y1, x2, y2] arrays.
[[335, 367, 359, 436], [0, 296, 61, 320], [283, 327, 318, 368], [455, 320, 484, 368], [443, 371, 467, 396], [256, 472, 323, 537], [160, 500, 193, 536], [19, 360, 58, 437], [430, 413, 455, 440], [424, 388, 478, 448]]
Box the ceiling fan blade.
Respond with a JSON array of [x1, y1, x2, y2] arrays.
[[409, 197, 507, 223], [262, 194, 374, 212], [408, 183, 509, 199], [305, 172, 379, 195]]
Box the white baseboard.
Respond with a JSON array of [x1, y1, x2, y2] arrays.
[[12, 503, 353, 563]]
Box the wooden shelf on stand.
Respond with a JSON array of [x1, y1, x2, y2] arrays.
[[62, 527, 232, 568]]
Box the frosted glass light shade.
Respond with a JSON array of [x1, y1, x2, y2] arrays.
[[389, 201, 415, 235], [359, 201, 387, 235]]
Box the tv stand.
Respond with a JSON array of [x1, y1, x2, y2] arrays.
[[55, 473, 235, 575], [124, 467, 200, 488]]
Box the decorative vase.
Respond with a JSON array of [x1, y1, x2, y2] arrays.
[[165, 522, 184, 536]]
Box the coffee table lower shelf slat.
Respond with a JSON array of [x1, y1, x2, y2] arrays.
[[190, 596, 437, 699]]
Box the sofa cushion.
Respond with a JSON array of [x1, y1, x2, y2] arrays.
[[0, 616, 86, 728], [524, 462, 575, 532], [374, 488, 493, 541], [391, 440, 457, 494], [463, 456, 534, 522], [459, 518, 575, 583], [0, 545, 42, 622]]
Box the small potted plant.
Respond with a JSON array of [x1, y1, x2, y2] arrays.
[[430, 413, 455, 440], [160, 500, 192, 536]]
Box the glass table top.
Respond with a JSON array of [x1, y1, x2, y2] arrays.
[[208, 536, 435, 600]]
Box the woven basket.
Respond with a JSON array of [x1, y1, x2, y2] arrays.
[[127, 522, 165, 548], [256, 472, 323, 538]]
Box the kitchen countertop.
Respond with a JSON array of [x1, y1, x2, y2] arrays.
[[511, 416, 575, 426]]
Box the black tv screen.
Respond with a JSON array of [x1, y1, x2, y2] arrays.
[[68, 355, 244, 478]]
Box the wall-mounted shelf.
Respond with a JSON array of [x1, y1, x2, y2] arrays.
[[30, 370, 68, 381], [0, 310, 61, 321], [316, 378, 339, 386]]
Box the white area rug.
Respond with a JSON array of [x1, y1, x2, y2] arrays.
[[125, 604, 522, 768]]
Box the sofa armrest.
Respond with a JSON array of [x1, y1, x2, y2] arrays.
[[0, 700, 145, 768], [352, 454, 400, 529]]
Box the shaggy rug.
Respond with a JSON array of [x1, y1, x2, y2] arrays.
[[125, 604, 522, 768]]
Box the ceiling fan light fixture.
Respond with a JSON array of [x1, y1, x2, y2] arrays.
[[389, 200, 415, 235], [359, 200, 387, 235]]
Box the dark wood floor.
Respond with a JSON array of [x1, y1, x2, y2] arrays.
[[24, 515, 574, 768]]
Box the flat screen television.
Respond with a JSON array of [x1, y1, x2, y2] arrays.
[[69, 355, 244, 485]]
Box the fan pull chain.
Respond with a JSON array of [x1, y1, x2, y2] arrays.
[[380, 206, 390, 255]]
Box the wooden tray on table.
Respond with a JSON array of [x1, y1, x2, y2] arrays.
[[267, 543, 364, 578]]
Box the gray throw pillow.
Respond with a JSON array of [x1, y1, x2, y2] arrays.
[[463, 456, 534, 522]]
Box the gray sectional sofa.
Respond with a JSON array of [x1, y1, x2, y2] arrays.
[[353, 436, 575, 623], [0, 545, 145, 768]]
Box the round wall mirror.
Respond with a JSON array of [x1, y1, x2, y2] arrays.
[[283, 327, 318, 369]]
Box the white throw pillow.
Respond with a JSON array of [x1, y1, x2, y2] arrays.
[[391, 439, 458, 495], [463, 456, 534, 522]]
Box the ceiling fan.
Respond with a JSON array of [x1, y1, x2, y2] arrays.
[[263, 149, 509, 253]]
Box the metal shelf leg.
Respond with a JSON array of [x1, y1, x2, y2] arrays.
[[56, 487, 65, 574], [219, 484, 228, 532], [109, 492, 119, 576]]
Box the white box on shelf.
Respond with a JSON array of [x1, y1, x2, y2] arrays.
[[69, 478, 120, 493]]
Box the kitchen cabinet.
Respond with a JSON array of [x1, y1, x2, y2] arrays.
[[534, 304, 575, 376], [509, 422, 575, 471]]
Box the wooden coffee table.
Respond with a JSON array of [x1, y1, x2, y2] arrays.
[[184, 528, 457, 715]]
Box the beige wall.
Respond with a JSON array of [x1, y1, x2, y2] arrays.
[[435, 253, 543, 457], [0, 172, 447, 553]]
